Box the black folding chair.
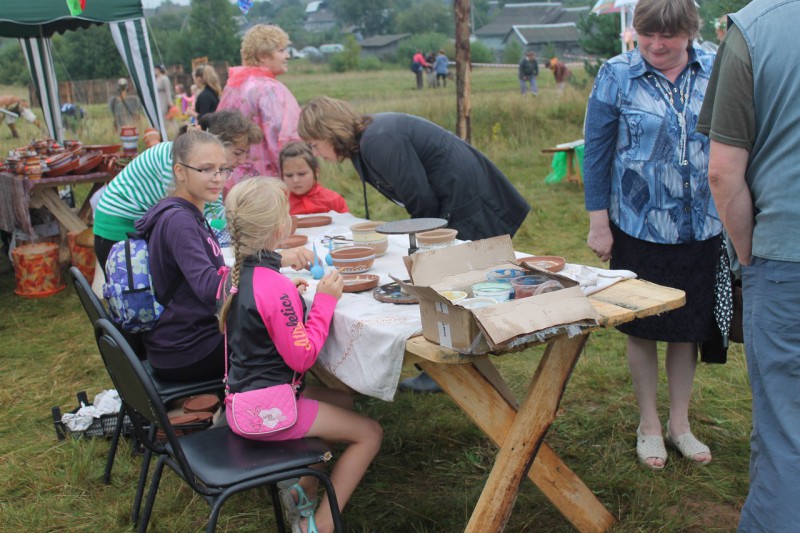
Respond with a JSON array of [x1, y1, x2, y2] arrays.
[[94, 319, 343, 532], [69, 267, 224, 522]]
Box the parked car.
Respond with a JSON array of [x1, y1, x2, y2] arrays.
[[319, 43, 345, 54], [287, 46, 305, 59], [300, 46, 322, 58]]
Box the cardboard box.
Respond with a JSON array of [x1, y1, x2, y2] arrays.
[[397, 236, 601, 354]]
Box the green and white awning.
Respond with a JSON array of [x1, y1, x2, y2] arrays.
[[2, 0, 166, 142]]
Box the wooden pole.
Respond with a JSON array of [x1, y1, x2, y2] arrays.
[[454, 0, 471, 143]]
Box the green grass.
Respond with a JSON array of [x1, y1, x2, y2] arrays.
[[0, 69, 749, 532]]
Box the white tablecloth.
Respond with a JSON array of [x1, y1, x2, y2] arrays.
[[289, 212, 423, 401]]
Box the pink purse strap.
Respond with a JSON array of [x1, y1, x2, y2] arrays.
[[216, 265, 301, 395]]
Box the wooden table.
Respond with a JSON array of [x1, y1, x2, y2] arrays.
[[542, 139, 584, 187], [402, 278, 685, 532], [0, 171, 112, 237]]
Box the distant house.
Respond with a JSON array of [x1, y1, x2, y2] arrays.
[[359, 33, 411, 61], [303, 2, 338, 33], [475, 2, 588, 60], [504, 23, 583, 59]]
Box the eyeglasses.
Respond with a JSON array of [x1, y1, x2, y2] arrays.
[[179, 162, 234, 180]]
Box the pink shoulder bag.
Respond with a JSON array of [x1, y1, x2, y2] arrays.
[[218, 266, 301, 438]]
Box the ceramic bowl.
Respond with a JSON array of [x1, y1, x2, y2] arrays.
[[517, 255, 566, 273], [471, 282, 513, 302], [278, 234, 308, 249], [416, 228, 458, 249], [330, 246, 375, 274], [342, 274, 380, 293], [183, 394, 221, 414], [350, 221, 389, 256]]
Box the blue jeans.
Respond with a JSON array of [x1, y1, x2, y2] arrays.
[[519, 77, 537, 95], [738, 257, 800, 532]]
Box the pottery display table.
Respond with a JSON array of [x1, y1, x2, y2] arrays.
[[0, 171, 112, 238], [291, 212, 686, 531]]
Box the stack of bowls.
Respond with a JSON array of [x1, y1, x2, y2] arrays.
[[350, 221, 389, 257], [330, 246, 376, 274]]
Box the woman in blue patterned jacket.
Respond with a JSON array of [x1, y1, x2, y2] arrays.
[[583, 0, 721, 470]]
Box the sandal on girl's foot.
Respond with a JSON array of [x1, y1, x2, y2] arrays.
[[636, 426, 667, 470], [300, 506, 319, 533], [665, 430, 712, 465], [278, 482, 316, 533]]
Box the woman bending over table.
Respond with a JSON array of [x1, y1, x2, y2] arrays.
[[219, 177, 382, 533], [583, 0, 721, 469], [93, 109, 314, 271]]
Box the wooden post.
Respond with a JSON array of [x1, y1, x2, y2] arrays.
[[454, 0, 471, 143]]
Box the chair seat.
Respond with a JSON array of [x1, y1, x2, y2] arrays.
[[142, 360, 223, 403], [171, 427, 331, 488]]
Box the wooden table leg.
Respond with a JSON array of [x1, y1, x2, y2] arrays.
[[418, 334, 615, 533], [30, 188, 88, 233]]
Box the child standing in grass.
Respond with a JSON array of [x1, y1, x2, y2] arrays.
[[280, 141, 349, 215], [218, 177, 382, 533]]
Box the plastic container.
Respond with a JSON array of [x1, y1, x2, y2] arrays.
[[440, 290, 467, 303], [458, 297, 498, 309], [486, 268, 527, 282], [471, 281, 513, 302], [11, 242, 66, 298], [510, 275, 565, 299]]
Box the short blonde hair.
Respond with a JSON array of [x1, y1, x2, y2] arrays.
[[241, 24, 290, 67], [298, 96, 372, 160], [218, 177, 291, 330]]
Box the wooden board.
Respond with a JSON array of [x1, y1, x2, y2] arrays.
[[589, 278, 685, 327]]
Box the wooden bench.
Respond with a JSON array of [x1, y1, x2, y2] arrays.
[[542, 139, 584, 187]]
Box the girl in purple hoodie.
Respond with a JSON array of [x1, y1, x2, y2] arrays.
[[135, 129, 230, 382]]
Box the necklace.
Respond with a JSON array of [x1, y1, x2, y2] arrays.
[[648, 68, 694, 166]]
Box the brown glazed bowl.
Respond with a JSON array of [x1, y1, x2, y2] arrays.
[[330, 246, 375, 274], [183, 394, 221, 414]]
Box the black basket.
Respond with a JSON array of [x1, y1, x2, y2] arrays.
[[52, 391, 134, 441]]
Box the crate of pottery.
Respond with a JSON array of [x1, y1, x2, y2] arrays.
[[52, 390, 134, 440]]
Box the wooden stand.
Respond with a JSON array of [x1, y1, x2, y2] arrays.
[[542, 139, 584, 187]]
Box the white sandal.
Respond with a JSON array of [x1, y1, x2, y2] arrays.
[[636, 426, 667, 470], [665, 429, 712, 465]]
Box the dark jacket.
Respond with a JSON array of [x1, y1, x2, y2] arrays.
[[135, 197, 223, 369], [351, 113, 530, 240], [519, 57, 538, 80], [194, 86, 219, 119]]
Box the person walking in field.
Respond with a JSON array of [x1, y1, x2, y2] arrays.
[[518, 51, 539, 96], [434, 49, 449, 87], [547, 57, 571, 94]]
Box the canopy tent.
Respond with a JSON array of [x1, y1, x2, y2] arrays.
[[591, 0, 637, 54], [0, 0, 166, 143]]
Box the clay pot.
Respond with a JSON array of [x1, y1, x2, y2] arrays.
[[330, 246, 375, 274], [142, 128, 161, 148], [350, 221, 389, 256], [417, 228, 458, 250], [342, 273, 380, 293], [183, 394, 220, 414]]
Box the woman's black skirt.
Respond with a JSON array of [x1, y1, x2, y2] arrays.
[[610, 223, 721, 343]]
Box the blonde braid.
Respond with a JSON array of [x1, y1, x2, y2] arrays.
[[217, 214, 244, 332]]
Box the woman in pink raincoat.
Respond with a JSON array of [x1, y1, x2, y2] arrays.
[[218, 24, 301, 192]]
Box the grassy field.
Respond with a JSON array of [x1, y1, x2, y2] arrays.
[[0, 67, 749, 532]]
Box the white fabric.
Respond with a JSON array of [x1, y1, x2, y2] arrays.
[[290, 212, 422, 401], [60, 390, 122, 432], [556, 263, 637, 295]]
